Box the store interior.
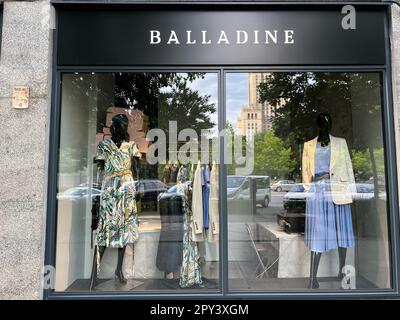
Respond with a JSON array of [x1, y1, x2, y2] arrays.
[[54, 72, 391, 292]]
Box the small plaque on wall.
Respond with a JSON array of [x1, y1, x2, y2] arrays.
[[12, 86, 30, 109]]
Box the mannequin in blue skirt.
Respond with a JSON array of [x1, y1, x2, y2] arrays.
[[303, 113, 355, 289]]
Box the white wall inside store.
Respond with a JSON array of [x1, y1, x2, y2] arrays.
[[55, 74, 115, 291]]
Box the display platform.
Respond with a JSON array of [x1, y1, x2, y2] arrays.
[[255, 222, 355, 278]]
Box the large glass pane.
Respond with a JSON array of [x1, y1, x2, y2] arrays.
[[55, 72, 219, 292], [226, 72, 391, 291]]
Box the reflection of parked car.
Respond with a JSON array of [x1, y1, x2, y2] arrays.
[[279, 184, 306, 233], [282, 182, 375, 212], [157, 184, 180, 202], [279, 182, 376, 233], [79, 182, 102, 190], [158, 184, 180, 199], [136, 180, 168, 212], [157, 182, 191, 201], [271, 180, 295, 192], [157, 183, 191, 216], [283, 184, 307, 212], [57, 187, 102, 201], [227, 175, 271, 207], [355, 182, 374, 193]]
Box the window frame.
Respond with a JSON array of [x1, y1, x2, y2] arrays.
[[43, 3, 400, 300]]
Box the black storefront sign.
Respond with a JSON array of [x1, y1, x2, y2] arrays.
[[57, 5, 386, 66]]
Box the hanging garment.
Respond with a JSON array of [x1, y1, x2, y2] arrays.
[[177, 165, 189, 184], [201, 165, 210, 230], [191, 161, 204, 242], [170, 165, 179, 183], [207, 161, 219, 242], [177, 182, 203, 288], [303, 142, 355, 253], [156, 193, 184, 273], [188, 163, 195, 182], [163, 165, 171, 184]]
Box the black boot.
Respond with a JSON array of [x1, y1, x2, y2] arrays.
[[89, 246, 106, 290], [308, 251, 322, 289], [115, 247, 127, 284], [338, 247, 347, 281]]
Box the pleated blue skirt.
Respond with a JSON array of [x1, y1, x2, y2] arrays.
[[305, 179, 355, 253]]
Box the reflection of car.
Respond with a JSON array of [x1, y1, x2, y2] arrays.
[[136, 180, 168, 212], [57, 187, 102, 201], [355, 182, 374, 193], [279, 181, 377, 233], [158, 184, 180, 199], [227, 175, 271, 207], [283, 184, 307, 212], [282, 182, 376, 211], [79, 182, 102, 190], [158, 184, 180, 201], [157, 182, 191, 214], [271, 180, 295, 192]]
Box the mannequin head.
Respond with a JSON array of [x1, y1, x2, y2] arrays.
[[110, 114, 130, 142], [316, 113, 332, 134], [316, 113, 332, 146]]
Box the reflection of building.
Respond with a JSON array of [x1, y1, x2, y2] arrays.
[[96, 107, 150, 155], [237, 73, 274, 139]]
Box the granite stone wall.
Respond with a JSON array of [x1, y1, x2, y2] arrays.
[[0, 0, 52, 299], [392, 5, 400, 161]]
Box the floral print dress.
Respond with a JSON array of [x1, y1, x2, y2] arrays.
[[95, 139, 140, 251]]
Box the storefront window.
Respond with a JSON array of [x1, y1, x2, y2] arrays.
[[55, 72, 219, 292], [227, 72, 391, 291], [53, 70, 393, 294]]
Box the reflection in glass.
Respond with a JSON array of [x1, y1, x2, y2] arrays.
[[227, 72, 390, 291]]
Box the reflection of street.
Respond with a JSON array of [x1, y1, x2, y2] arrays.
[[228, 191, 287, 276], [255, 191, 285, 223], [228, 191, 286, 223]]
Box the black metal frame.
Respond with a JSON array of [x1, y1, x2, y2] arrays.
[[43, 2, 400, 299], [49, 1, 389, 5]]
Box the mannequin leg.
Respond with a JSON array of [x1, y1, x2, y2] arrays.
[[89, 246, 106, 290], [98, 246, 106, 260], [338, 247, 347, 280], [308, 251, 322, 289], [115, 246, 127, 284]]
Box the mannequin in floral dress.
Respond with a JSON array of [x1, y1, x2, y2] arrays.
[[89, 114, 141, 290]]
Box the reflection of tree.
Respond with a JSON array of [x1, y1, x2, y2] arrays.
[[115, 73, 205, 130], [258, 72, 383, 186], [225, 120, 235, 137], [59, 147, 87, 174], [63, 73, 215, 177], [157, 86, 216, 143], [352, 148, 385, 182], [225, 121, 247, 175], [115, 73, 217, 171], [253, 131, 296, 179]]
